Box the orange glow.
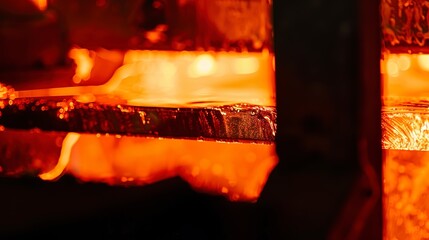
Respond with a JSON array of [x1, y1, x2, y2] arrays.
[[75, 93, 96, 103], [53, 134, 278, 202], [68, 48, 95, 84], [398, 55, 411, 71], [418, 55, 429, 72], [31, 0, 47, 11], [11, 48, 276, 201], [188, 54, 217, 78], [383, 99, 429, 238], [39, 133, 80, 181], [383, 149, 429, 239], [232, 57, 260, 75], [382, 54, 429, 99], [16, 49, 275, 107], [386, 58, 399, 77], [144, 24, 168, 43], [383, 53, 429, 238]]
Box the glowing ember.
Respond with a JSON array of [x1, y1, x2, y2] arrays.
[[30, 0, 47, 11], [68, 48, 95, 84]]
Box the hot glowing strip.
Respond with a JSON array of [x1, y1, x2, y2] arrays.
[[15, 49, 275, 107], [39, 133, 80, 181]]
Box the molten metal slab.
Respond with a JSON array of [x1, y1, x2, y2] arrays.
[[0, 97, 276, 143]]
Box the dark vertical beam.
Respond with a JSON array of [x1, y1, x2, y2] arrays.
[[356, 0, 383, 239], [260, 0, 382, 239]]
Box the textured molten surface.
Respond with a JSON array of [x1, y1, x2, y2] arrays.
[[383, 99, 429, 239], [0, 47, 277, 202]]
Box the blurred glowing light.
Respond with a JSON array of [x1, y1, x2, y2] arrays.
[[418, 55, 429, 71], [387, 59, 399, 77], [398, 55, 411, 71], [16, 49, 276, 107], [189, 54, 216, 78], [75, 94, 96, 103], [157, 61, 177, 92], [68, 48, 95, 84], [160, 61, 177, 79], [232, 57, 259, 74], [39, 133, 80, 181], [65, 135, 278, 202], [31, 0, 48, 11], [145, 25, 168, 43]]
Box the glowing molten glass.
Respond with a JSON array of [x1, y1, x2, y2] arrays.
[[39, 133, 277, 202], [39, 133, 80, 181], [383, 54, 429, 239], [17, 48, 275, 107], [18, 47, 278, 202]]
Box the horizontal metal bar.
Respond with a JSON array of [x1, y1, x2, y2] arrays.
[[0, 97, 276, 144]]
